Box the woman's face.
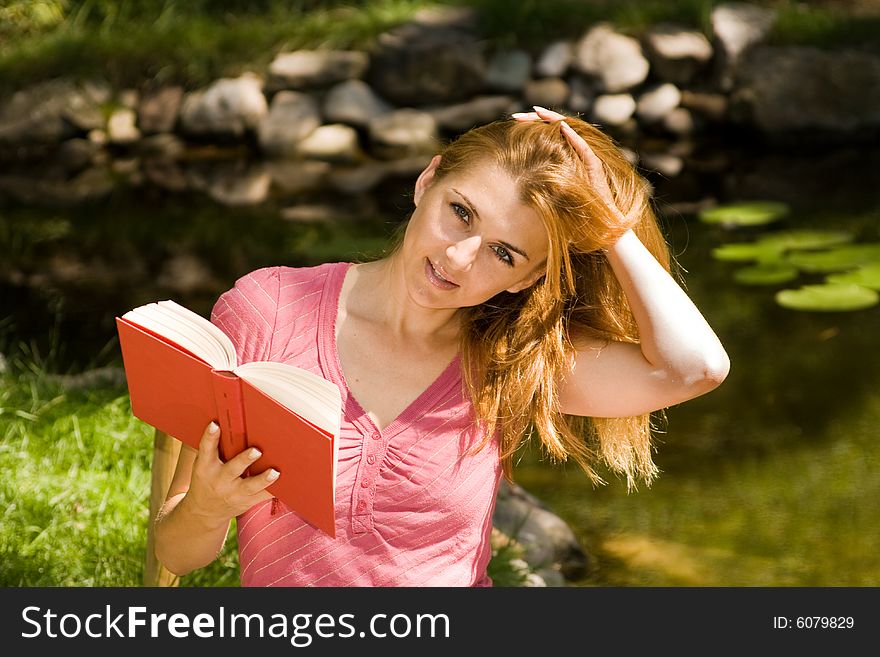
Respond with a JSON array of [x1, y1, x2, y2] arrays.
[[397, 156, 550, 311]]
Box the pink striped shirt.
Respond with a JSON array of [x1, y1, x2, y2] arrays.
[[210, 262, 502, 586]]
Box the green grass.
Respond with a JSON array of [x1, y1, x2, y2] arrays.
[[1, 1, 877, 95], [0, 343, 236, 586], [0, 0, 434, 94]]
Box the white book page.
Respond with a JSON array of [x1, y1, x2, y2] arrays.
[[155, 300, 238, 366], [234, 361, 342, 437], [122, 301, 236, 370]]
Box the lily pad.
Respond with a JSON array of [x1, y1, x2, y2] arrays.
[[826, 263, 880, 291], [757, 229, 854, 251], [733, 262, 800, 285], [786, 243, 880, 273], [711, 242, 785, 262], [698, 201, 790, 227], [775, 283, 879, 312]]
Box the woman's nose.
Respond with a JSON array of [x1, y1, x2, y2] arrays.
[[446, 235, 482, 271]]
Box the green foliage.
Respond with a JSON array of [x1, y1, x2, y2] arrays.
[[486, 530, 533, 587], [699, 201, 790, 227], [826, 263, 880, 290], [757, 229, 854, 252], [732, 262, 799, 286], [786, 243, 880, 274], [775, 283, 879, 312], [711, 242, 785, 262], [0, 0, 431, 92]]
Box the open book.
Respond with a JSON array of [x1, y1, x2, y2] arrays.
[[116, 300, 341, 537]]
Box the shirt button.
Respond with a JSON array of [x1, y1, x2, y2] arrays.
[[361, 480, 369, 488], [366, 455, 375, 465], [357, 501, 366, 511], [371, 431, 380, 440]]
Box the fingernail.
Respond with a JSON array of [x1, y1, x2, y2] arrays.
[[249, 448, 262, 460], [266, 469, 280, 482], [208, 421, 220, 435], [510, 112, 528, 118], [533, 105, 549, 113]]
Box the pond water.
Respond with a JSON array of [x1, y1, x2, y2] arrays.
[[2, 139, 879, 585]]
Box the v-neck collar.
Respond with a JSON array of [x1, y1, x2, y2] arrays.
[[317, 262, 462, 440]]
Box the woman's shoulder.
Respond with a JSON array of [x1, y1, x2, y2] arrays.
[[231, 262, 349, 299]]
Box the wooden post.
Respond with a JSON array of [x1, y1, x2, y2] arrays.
[[144, 429, 182, 587]]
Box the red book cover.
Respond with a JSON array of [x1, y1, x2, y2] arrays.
[[116, 316, 337, 537]]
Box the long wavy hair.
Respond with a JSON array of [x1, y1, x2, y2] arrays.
[[389, 117, 677, 490]]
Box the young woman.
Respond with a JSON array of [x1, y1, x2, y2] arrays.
[[153, 107, 730, 586]]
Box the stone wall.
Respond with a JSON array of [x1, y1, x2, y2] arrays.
[[2, 2, 879, 207]]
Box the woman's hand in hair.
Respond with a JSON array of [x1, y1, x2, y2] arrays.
[[512, 106, 635, 235]]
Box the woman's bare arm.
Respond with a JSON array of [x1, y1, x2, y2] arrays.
[[514, 107, 730, 418], [154, 422, 277, 575], [558, 228, 729, 418]]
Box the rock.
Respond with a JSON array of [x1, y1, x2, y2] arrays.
[[326, 161, 389, 195], [143, 160, 189, 192], [427, 96, 517, 133], [367, 109, 438, 159], [680, 90, 728, 123], [138, 86, 184, 134], [535, 41, 575, 78], [641, 152, 685, 177], [411, 5, 479, 30], [662, 107, 697, 137], [368, 19, 486, 105], [567, 75, 597, 113], [574, 24, 650, 93], [523, 78, 571, 111], [381, 153, 434, 178], [711, 2, 777, 90], [257, 91, 321, 158], [731, 46, 880, 135], [107, 108, 140, 145], [485, 49, 533, 93], [642, 24, 713, 85], [267, 160, 332, 195], [188, 161, 272, 206], [636, 83, 682, 124], [266, 50, 369, 92], [592, 93, 637, 127], [55, 138, 101, 174], [87, 129, 108, 146], [135, 133, 186, 160], [492, 480, 589, 580], [0, 79, 102, 144], [296, 124, 363, 163], [323, 79, 393, 128], [118, 89, 139, 110], [179, 73, 267, 139]]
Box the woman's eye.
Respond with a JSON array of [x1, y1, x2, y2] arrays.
[[451, 203, 470, 224], [492, 246, 514, 266]]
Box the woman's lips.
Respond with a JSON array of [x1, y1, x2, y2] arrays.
[[425, 258, 459, 289]]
